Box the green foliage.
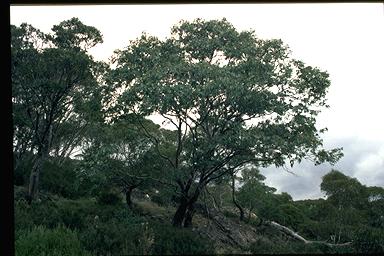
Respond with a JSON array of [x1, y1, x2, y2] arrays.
[[55, 201, 89, 230], [13, 155, 89, 199], [50, 17, 103, 51], [276, 203, 305, 230], [236, 167, 280, 221], [13, 17, 383, 255], [248, 237, 299, 254], [133, 200, 172, 218], [80, 213, 153, 255], [248, 237, 353, 254], [40, 158, 84, 199], [14, 185, 29, 201], [15, 225, 91, 256], [353, 227, 384, 253], [297, 219, 325, 240], [77, 117, 169, 206], [151, 223, 215, 255], [96, 189, 122, 205], [15, 199, 62, 230], [12, 17, 107, 203], [205, 183, 233, 209], [14, 200, 35, 238], [13, 152, 34, 186], [112, 18, 342, 226], [321, 169, 366, 208], [150, 186, 177, 206], [15, 196, 118, 232]]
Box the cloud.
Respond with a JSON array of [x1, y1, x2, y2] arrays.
[[261, 136, 384, 200], [10, 4, 384, 201]]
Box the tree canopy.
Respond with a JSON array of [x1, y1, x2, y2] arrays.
[[111, 18, 343, 227], [11, 18, 106, 203]]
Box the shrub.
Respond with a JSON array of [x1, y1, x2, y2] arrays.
[[14, 186, 28, 201], [57, 204, 86, 230], [55, 198, 129, 230], [14, 199, 62, 230], [297, 219, 332, 241], [353, 227, 384, 253], [248, 238, 334, 254], [150, 187, 176, 207], [14, 199, 34, 234], [80, 212, 152, 255], [96, 190, 122, 205], [277, 203, 305, 230], [15, 225, 91, 256], [248, 237, 292, 254], [134, 200, 170, 218], [13, 154, 89, 199], [151, 223, 215, 255], [39, 158, 84, 199]]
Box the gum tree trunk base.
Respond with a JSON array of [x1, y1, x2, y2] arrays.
[[125, 188, 133, 208], [27, 152, 46, 205], [172, 199, 189, 227]]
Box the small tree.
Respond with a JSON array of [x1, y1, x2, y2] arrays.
[[79, 116, 172, 208], [112, 18, 342, 227], [320, 170, 368, 243], [321, 170, 366, 209], [237, 167, 276, 221], [11, 18, 105, 203]]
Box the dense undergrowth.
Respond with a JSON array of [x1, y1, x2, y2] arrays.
[[14, 156, 384, 255], [14, 185, 383, 255], [15, 190, 215, 255]]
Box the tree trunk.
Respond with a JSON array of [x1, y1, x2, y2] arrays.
[[172, 197, 189, 227], [27, 148, 48, 204], [125, 187, 133, 208], [265, 220, 352, 247], [27, 124, 52, 204], [172, 187, 201, 228], [247, 206, 254, 222], [184, 203, 195, 227], [231, 174, 244, 221]]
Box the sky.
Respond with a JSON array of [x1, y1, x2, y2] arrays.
[[10, 3, 384, 200]]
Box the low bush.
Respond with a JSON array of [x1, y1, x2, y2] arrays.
[[15, 199, 62, 231], [248, 237, 295, 254], [15, 225, 91, 256], [151, 223, 215, 255], [96, 190, 122, 205], [353, 226, 384, 253], [248, 236, 349, 254], [134, 200, 170, 217], [80, 213, 152, 255]]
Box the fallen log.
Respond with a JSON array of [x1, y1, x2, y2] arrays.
[[265, 220, 352, 247]]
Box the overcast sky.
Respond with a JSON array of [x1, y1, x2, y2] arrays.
[[10, 3, 384, 200]]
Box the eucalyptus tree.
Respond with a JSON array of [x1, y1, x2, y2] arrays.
[[320, 170, 369, 243], [236, 167, 276, 221], [321, 170, 366, 209], [79, 116, 173, 208], [111, 18, 343, 227], [11, 18, 106, 203]]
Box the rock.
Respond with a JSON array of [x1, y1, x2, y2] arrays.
[[194, 207, 260, 251]]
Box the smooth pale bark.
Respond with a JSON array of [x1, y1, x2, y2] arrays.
[[232, 175, 245, 221], [265, 220, 352, 247]]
